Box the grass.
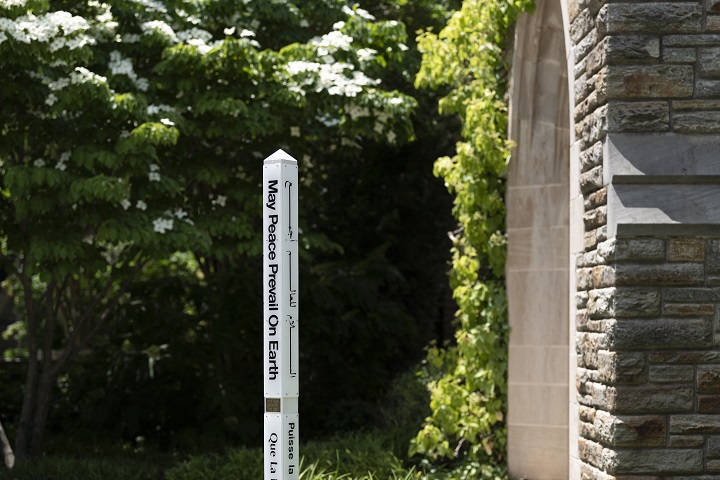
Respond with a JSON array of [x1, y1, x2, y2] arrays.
[[0, 372, 509, 480]]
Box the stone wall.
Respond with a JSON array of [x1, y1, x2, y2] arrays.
[[570, 0, 720, 477], [576, 237, 720, 477]]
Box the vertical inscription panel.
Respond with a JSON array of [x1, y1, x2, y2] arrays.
[[263, 150, 299, 480]]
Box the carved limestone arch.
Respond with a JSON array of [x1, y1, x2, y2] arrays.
[[507, 0, 577, 477]]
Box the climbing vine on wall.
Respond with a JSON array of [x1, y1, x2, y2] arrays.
[[409, 0, 534, 465]]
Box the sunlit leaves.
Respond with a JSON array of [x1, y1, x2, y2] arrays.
[[411, 0, 533, 465]]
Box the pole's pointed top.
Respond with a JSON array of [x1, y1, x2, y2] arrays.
[[264, 149, 298, 165]]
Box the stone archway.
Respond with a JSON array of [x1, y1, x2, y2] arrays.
[[506, 0, 575, 477]]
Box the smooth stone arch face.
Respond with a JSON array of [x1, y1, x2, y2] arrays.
[[507, 0, 575, 477]]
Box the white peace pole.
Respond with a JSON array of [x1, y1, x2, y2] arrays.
[[263, 150, 299, 480]]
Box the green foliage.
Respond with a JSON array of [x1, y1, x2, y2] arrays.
[[1, 0, 454, 456], [409, 0, 533, 466]]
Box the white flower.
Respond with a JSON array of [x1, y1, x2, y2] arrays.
[[398, 43, 409, 51], [388, 97, 404, 106], [342, 5, 375, 21], [374, 122, 383, 134], [33, 158, 45, 167], [239, 29, 255, 38], [120, 199, 131, 210], [356, 48, 377, 63], [55, 161, 67, 171], [148, 172, 161, 182], [147, 104, 174, 115], [223, 26, 236, 35], [173, 209, 188, 219], [299, 19, 309, 28], [333, 21, 345, 31], [212, 195, 227, 207], [108, 50, 149, 92], [60, 151, 71, 162], [387, 131, 397, 143], [45, 93, 58, 106], [160, 118, 174, 126], [149, 163, 160, 172], [177, 27, 212, 43], [290, 126, 301, 137], [141, 20, 177, 43], [136, 200, 147, 210], [152, 217, 174, 234]]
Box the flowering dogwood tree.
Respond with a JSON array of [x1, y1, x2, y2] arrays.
[[0, 0, 415, 461]]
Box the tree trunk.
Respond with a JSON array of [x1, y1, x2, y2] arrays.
[[0, 419, 15, 469], [28, 370, 56, 455], [14, 276, 39, 462]]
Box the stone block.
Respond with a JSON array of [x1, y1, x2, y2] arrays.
[[588, 287, 661, 318], [698, 395, 720, 412], [608, 384, 694, 413], [707, 14, 720, 31], [592, 265, 615, 287], [594, 411, 666, 446], [598, 350, 647, 384], [577, 71, 592, 104], [614, 238, 665, 261], [581, 165, 604, 193], [578, 267, 594, 290], [580, 462, 615, 480], [580, 140, 603, 172], [671, 414, 720, 433], [668, 238, 705, 262], [649, 364, 695, 383], [698, 366, 720, 393], [665, 287, 720, 302], [612, 448, 703, 474], [615, 263, 704, 285], [586, 42, 607, 77], [597, 238, 616, 263], [580, 419, 597, 441], [598, 3, 702, 35], [707, 240, 720, 274], [607, 101, 670, 132], [612, 318, 712, 349], [707, 436, 720, 458], [662, 303, 715, 316], [708, 459, 720, 473], [575, 28, 598, 63], [617, 288, 660, 316], [673, 99, 720, 111], [605, 65, 693, 98], [579, 104, 609, 146], [579, 405, 597, 424], [695, 79, 720, 97], [576, 55, 588, 80], [674, 111, 720, 133], [571, 8, 596, 43], [623, 265, 683, 287], [663, 47, 697, 63], [669, 435, 705, 447], [585, 187, 608, 211], [664, 34, 720, 47], [578, 438, 605, 469], [584, 206, 608, 230], [578, 290, 590, 309], [607, 36, 660, 64], [699, 48, 720, 78], [578, 332, 610, 368], [650, 350, 720, 364]]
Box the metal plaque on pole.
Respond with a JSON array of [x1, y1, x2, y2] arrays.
[[263, 150, 299, 480]]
